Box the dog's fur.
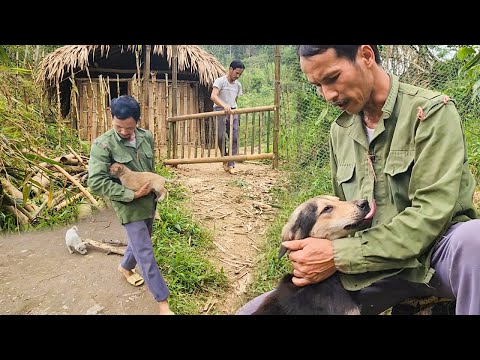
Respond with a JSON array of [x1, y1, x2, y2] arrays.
[[253, 195, 374, 315], [109, 162, 172, 202], [65, 226, 88, 255]]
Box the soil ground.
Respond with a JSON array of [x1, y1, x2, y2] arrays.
[[0, 161, 279, 315]]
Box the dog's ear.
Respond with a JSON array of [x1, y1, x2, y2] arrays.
[[278, 201, 318, 259], [278, 229, 294, 258]]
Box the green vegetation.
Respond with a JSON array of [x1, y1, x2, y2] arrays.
[[151, 176, 228, 314]]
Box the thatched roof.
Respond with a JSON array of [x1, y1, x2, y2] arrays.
[[37, 45, 226, 88]]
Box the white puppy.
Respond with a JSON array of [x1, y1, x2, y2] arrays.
[[65, 226, 88, 255]]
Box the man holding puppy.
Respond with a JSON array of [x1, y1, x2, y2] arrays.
[[237, 45, 480, 315], [87, 95, 174, 315]]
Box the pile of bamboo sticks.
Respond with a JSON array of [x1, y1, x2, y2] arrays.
[[1, 145, 98, 226]]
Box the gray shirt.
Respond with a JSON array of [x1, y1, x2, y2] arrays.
[[212, 75, 242, 109]]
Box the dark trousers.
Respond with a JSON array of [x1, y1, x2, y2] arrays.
[[121, 217, 170, 302], [217, 113, 239, 167]]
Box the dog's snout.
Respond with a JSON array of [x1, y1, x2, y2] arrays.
[[356, 199, 369, 209]]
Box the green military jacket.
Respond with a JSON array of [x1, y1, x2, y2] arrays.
[[330, 74, 477, 291], [87, 127, 156, 225]]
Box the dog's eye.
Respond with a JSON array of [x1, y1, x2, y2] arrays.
[[320, 205, 333, 214]]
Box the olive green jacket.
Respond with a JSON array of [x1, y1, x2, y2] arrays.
[[330, 74, 477, 291], [87, 128, 156, 225]]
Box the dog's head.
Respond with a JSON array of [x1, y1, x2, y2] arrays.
[[74, 242, 88, 255], [109, 163, 126, 177], [278, 195, 376, 258]]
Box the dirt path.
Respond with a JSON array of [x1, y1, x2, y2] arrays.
[[173, 161, 279, 314], [0, 161, 279, 315]]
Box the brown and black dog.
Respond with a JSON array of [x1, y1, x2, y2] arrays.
[[253, 195, 375, 315]]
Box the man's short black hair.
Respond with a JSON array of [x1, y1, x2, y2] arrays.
[[296, 45, 381, 65], [110, 95, 141, 122], [229, 60, 245, 70]]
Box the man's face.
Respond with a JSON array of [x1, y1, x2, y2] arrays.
[[228, 67, 244, 82], [112, 117, 137, 140], [299, 48, 372, 115]]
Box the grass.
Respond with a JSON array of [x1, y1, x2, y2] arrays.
[[149, 165, 229, 314]]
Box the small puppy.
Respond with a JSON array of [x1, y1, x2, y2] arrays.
[[253, 195, 376, 315], [65, 225, 88, 255], [109, 162, 172, 202]]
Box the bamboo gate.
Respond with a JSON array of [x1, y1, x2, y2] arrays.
[[163, 45, 281, 167], [164, 106, 277, 166]]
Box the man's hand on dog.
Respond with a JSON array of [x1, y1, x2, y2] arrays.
[[282, 238, 336, 287], [133, 180, 152, 199]]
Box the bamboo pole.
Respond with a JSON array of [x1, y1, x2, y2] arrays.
[[54, 192, 84, 211], [2, 193, 33, 221], [152, 73, 159, 158], [3, 205, 29, 225], [244, 113, 248, 155], [163, 153, 274, 166], [180, 85, 185, 159], [66, 145, 87, 168], [267, 111, 271, 153], [258, 111, 262, 154], [214, 116, 218, 157], [143, 45, 151, 130], [171, 45, 178, 159], [56, 82, 62, 146], [167, 106, 275, 122], [251, 112, 255, 155], [229, 113, 233, 159], [273, 45, 281, 169], [165, 73, 170, 159]]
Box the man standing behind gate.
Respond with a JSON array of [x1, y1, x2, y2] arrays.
[[210, 60, 245, 174]]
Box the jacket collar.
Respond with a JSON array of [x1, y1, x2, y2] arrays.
[[113, 127, 146, 147], [334, 73, 399, 148]]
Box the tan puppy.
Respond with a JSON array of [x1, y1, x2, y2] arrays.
[[253, 195, 376, 315], [109, 162, 172, 202]]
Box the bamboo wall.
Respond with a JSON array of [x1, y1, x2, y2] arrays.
[[76, 78, 199, 150]]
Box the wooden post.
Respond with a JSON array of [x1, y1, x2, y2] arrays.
[[273, 45, 281, 169], [165, 73, 170, 159], [171, 45, 178, 159], [56, 82, 62, 146], [143, 45, 151, 130]]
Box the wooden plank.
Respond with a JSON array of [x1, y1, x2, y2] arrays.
[[164, 153, 274, 166], [258, 111, 262, 154], [84, 239, 125, 256]]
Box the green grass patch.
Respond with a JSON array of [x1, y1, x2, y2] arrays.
[[151, 170, 229, 314]]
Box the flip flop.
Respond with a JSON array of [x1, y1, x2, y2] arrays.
[[125, 271, 144, 287]]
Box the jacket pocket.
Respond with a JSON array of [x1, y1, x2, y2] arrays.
[[384, 151, 414, 211], [336, 164, 356, 200], [112, 153, 133, 164]]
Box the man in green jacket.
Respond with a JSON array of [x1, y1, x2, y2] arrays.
[[87, 95, 174, 315], [237, 45, 479, 315]]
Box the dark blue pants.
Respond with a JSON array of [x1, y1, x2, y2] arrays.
[[121, 217, 170, 302], [217, 113, 239, 168]]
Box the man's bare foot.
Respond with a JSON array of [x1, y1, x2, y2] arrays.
[[118, 265, 144, 286], [159, 300, 175, 315], [118, 264, 134, 278]]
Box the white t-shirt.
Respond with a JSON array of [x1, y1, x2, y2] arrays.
[[212, 75, 242, 109], [364, 123, 375, 143]]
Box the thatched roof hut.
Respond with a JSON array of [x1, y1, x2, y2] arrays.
[[37, 45, 226, 145]]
